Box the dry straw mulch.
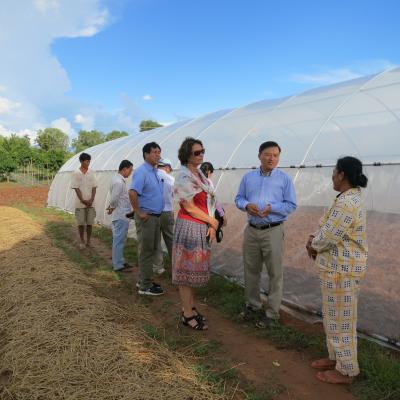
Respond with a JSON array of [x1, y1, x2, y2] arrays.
[[0, 206, 225, 400]]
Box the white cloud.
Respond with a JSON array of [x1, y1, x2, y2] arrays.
[[291, 59, 397, 85], [0, 124, 37, 143], [142, 94, 153, 101], [0, 0, 110, 134], [159, 121, 173, 127], [74, 113, 94, 130], [0, 96, 21, 115], [51, 117, 76, 137], [33, 0, 60, 13]]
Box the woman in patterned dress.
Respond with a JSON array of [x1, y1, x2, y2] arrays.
[[306, 156, 368, 384], [172, 137, 219, 330]]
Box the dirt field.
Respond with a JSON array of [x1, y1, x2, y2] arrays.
[[0, 183, 358, 400], [0, 183, 49, 207]]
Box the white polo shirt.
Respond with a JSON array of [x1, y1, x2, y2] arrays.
[[157, 169, 175, 212]]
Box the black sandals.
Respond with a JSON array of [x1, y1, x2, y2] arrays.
[[181, 314, 208, 330]]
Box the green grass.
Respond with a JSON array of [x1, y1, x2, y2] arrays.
[[198, 275, 325, 353], [93, 224, 139, 267], [198, 274, 400, 400]]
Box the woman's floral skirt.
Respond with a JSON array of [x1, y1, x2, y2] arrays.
[[172, 217, 211, 287]]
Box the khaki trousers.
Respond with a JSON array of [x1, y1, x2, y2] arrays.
[[153, 211, 175, 269], [243, 223, 284, 319], [134, 215, 161, 290]]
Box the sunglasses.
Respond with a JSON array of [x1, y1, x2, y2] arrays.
[[192, 148, 206, 156]]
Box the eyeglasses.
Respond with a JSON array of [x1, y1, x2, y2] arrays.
[[192, 148, 206, 156]]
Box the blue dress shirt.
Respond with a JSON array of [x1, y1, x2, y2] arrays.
[[130, 162, 165, 214], [235, 168, 297, 225]]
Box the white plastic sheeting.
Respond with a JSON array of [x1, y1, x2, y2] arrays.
[[48, 68, 400, 344]]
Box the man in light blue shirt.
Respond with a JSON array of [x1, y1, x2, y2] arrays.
[[129, 142, 165, 296], [235, 141, 297, 328]]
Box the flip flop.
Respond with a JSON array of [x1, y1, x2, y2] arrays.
[[316, 370, 354, 384], [311, 358, 336, 370]]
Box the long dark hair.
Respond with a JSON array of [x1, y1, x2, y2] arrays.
[[336, 156, 368, 188]]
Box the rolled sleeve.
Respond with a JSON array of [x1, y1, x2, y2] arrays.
[[109, 181, 123, 208], [71, 171, 80, 189], [130, 169, 145, 195]]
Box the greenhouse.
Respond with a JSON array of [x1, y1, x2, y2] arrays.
[[48, 67, 400, 347]]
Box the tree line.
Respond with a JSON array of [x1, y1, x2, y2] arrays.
[[0, 120, 162, 179]]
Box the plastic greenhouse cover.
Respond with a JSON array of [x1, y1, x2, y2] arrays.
[[49, 68, 400, 347]]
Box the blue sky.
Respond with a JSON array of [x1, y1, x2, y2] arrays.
[[1, 0, 399, 139]]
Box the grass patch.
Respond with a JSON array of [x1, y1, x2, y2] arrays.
[[93, 224, 139, 267], [198, 275, 324, 353], [198, 274, 400, 400]]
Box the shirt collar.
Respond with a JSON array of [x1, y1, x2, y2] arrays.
[[259, 166, 275, 177], [117, 172, 126, 182], [144, 161, 157, 171], [337, 187, 360, 199]]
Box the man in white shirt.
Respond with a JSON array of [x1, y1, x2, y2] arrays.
[[107, 160, 134, 272], [153, 158, 175, 274], [71, 152, 98, 249]]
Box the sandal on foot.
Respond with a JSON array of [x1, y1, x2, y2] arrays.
[[181, 314, 208, 330], [311, 358, 336, 370], [192, 307, 206, 321], [316, 370, 354, 384]]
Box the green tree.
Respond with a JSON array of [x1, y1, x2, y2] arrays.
[[1, 134, 32, 166], [0, 146, 17, 180], [72, 130, 105, 153], [105, 130, 129, 141], [36, 128, 69, 152], [42, 150, 70, 171], [139, 120, 163, 132]]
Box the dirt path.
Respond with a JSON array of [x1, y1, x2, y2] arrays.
[[87, 236, 355, 400]]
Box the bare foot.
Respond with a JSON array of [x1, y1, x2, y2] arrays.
[[311, 358, 336, 370], [316, 370, 354, 384]]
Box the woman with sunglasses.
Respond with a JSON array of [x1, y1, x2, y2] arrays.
[[172, 137, 219, 330]]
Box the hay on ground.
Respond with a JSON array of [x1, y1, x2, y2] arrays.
[[0, 206, 225, 400]]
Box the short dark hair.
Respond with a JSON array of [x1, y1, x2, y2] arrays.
[[118, 159, 133, 171], [259, 141, 281, 154], [142, 142, 161, 159], [79, 152, 91, 162], [178, 137, 203, 165], [200, 162, 214, 177], [336, 156, 368, 188]]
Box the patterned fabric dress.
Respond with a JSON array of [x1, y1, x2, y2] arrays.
[[312, 187, 368, 377], [172, 191, 211, 287]]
